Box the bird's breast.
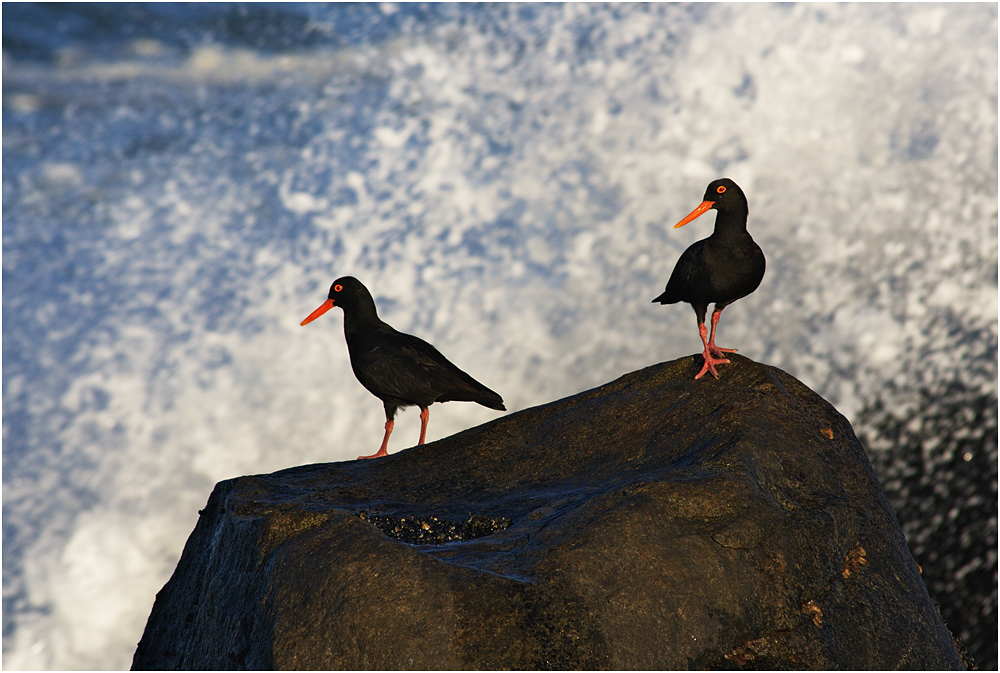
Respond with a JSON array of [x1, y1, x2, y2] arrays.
[[701, 237, 765, 298]]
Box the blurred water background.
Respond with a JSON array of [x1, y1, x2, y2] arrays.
[[3, 3, 996, 669]]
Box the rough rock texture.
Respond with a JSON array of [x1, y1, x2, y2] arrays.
[[132, 355, 966, 670]]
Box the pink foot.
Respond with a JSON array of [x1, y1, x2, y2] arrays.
[[694, 320, 732, 379], [357, 447, 388, 460], [358, 420, 393, 459], [695, 351, 731, 379], [709, 345, 737, 359], [695, 309, 738, 378]]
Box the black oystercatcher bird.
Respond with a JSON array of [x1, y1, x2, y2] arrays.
[[652, 178, 765, 379], [301, 276, 506, 459]]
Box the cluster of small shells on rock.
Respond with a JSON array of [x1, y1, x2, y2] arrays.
[[358, 511, 512, 545]]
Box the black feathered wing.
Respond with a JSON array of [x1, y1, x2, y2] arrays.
[[350, 329, 505, 411], [653, 239, 710, 305]]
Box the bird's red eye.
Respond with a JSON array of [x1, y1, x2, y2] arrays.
[[334, 284, 343, 292], [716, 185, 726, 194]]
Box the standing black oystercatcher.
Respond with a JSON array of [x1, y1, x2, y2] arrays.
[[652, 178, 765, 379], [301, 276, 506, 459]]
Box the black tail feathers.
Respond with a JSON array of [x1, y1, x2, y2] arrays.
[[476, 387, 506, 411]]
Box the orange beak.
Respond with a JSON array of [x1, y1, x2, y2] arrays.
[[673, 200, 715, 229], [300, 298, 335, 326]]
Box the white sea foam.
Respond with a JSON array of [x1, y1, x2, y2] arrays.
[[2, 4, 996, 669]]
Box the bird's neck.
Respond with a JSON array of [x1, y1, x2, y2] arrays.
[[712, 205, 750, 238], [342, 300, 384, 341]]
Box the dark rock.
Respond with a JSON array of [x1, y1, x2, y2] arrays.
[[132, 355, 966, 670]]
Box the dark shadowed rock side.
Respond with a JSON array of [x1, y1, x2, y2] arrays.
[[132, 355, 966, 670]]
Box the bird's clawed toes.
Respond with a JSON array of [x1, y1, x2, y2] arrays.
[[695, 353, 730, 379], [357, 449, 388, 460]]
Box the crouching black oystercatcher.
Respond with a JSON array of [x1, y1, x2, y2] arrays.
[[301, 276, 506, 459], [652, 178, 766, 379]]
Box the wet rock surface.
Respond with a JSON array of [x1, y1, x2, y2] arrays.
[[132, 355, 966, 670]]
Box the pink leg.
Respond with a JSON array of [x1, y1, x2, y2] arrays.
[[695, 322, 731, 380], [358, 419, 393, 459], [707, 309, 738, 360], [417, 407, 429, 445]]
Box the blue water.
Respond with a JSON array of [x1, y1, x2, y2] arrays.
[[3, 3, 996, 668]]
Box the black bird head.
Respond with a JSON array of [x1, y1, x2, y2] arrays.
[[300, 276, 377, 326], [673, 178, 748, 229]]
